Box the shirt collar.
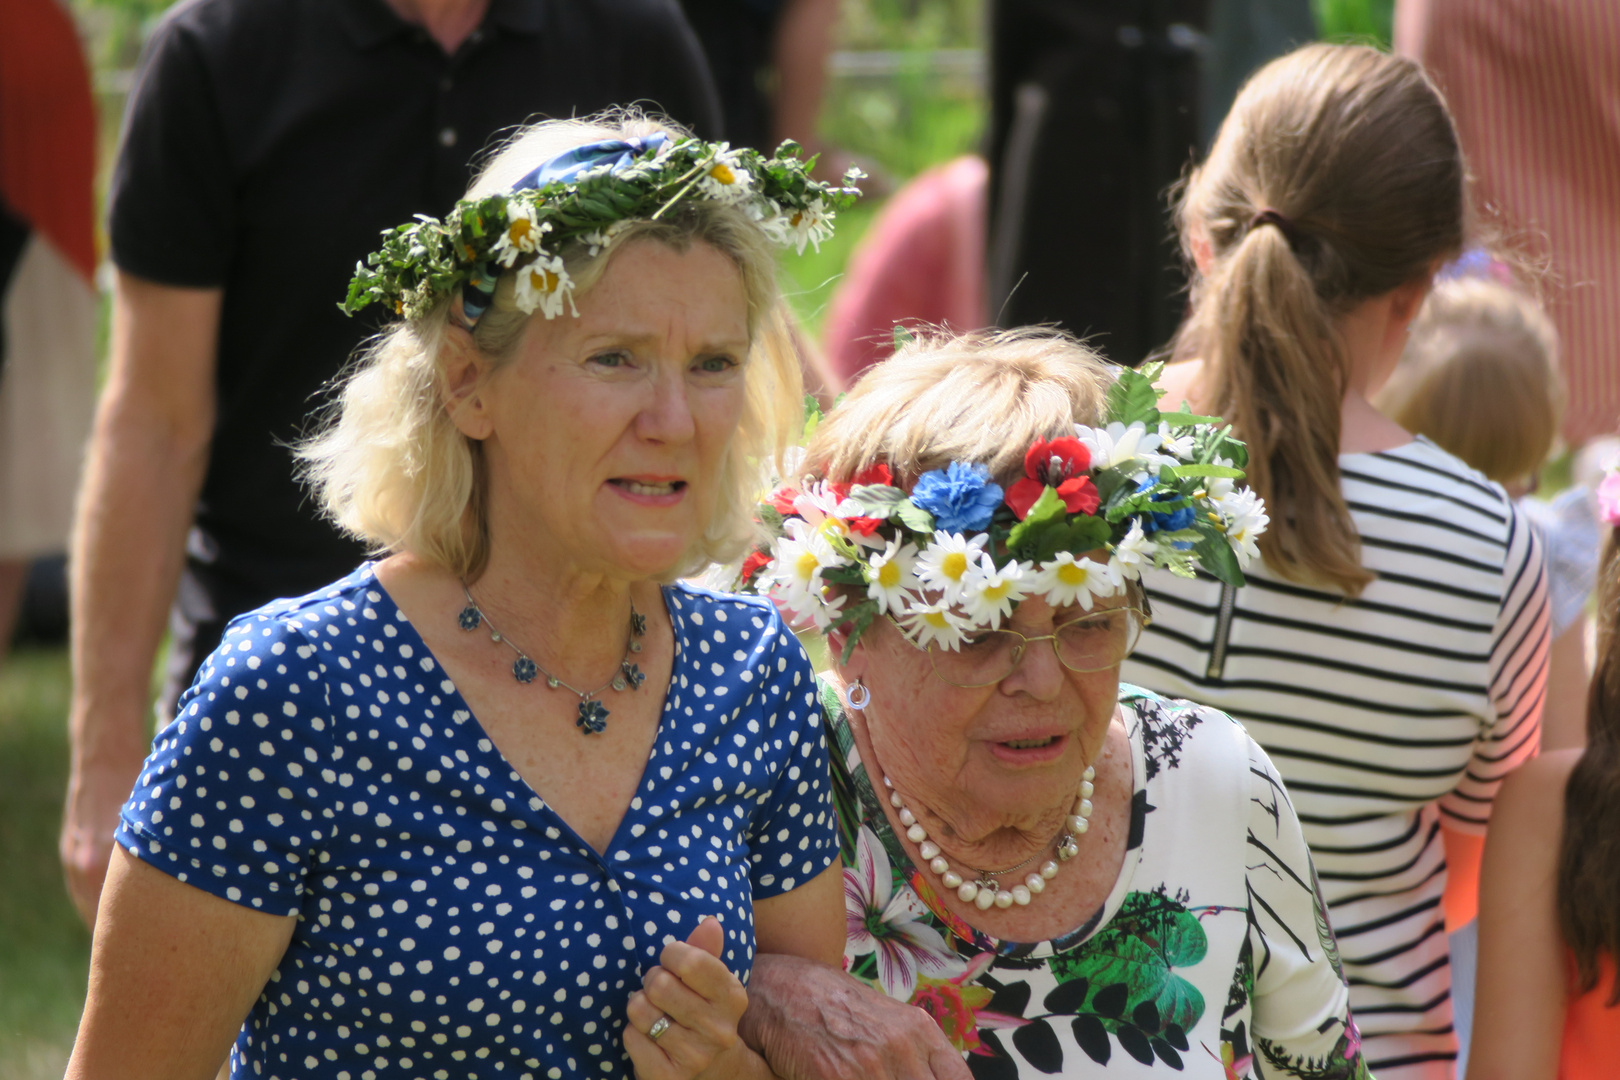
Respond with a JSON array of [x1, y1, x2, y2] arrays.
[[336, 0, 545, 51]]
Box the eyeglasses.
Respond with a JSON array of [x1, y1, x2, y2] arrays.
[[894, 591, 1152, 689]]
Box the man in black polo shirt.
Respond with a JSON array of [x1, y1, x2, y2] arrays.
[[63, 0, 721, 924]]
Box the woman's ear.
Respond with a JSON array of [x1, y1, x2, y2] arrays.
[[1189, 224, 1215, 276], [442, 328, 495, 441], [1390, 271, 1435, 327], [825, 622, 870, 684]]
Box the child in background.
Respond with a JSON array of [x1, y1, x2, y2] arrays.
[[1466, 495, 1620, 1079], [1375, 273, 1601, 1074], [1377, 274, 1595, 751]]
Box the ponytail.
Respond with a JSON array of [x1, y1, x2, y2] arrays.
[[1559, 530, 1620, 1003], [1181, 218, 1370, 593], [1173, 43, 1466, 596]]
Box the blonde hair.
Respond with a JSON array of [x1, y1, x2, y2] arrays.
[[299, 112, 804, 579], [806, 328, 1114, 487], [1173, 43, 1466, 596], [1375, 277, 1562, 484]]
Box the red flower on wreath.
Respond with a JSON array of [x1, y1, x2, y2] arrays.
[[828, 462, 895, 501], [769, 485, 801, 516], [1004, 436, 1099, 519], [740, 548, 771, 583]]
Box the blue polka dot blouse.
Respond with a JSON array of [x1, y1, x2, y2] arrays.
[[116, 566, 837, 1080]]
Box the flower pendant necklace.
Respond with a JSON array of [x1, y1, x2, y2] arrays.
[[457, 583, 646, 735], [880, 767, 1095, 911]]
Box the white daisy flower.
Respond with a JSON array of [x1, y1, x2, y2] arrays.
[[766, 198, 836, 255], [1205, 455, 1238, 501], [792, 481, 885, 550], [760, 519, 846, 616], [492, 205, 548, 267], [915, 531, 990, 603], [1157, 421, 1196, 461], [805, 588, 848, 632], [960, 554, 1029, 629], [1218, 488, 1269, 567], [1108, 520, 1153, 581], [865, 540, 920, 616], [1033, 552, 1121, 611], [696, 148, 753, 203], [513, 253, 576, 319], [1075, 420, 1177, 477], [900, 599, 968, 652]]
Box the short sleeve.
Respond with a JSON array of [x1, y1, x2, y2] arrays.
[[106, 13, 235, 286], [1244, 741, 1370, 1075], [116, 612, 336, 915], [1440, 506, 1550, 832], [744, 615, 838, 899]]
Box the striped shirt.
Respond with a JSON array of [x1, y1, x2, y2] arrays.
[[1399, 0, 1620, 445], [1121, 438, 1550, 1080]]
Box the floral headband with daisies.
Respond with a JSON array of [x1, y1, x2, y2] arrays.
[[342, 133, 862, 324], [738, 362, 1270, 658]]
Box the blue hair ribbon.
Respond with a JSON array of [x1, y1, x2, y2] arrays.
[[461, 134, 671, 324]]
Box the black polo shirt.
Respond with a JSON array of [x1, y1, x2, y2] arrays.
[[108, 0, 720, 694]]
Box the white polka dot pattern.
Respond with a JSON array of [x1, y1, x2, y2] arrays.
[[115, 567, 835, 1080]]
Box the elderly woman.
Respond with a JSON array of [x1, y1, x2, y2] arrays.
[[66, 117, 856, 1080], [739, 331, 1371, 1080]]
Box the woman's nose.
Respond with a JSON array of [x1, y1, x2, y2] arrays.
[[1000, 635, 1066, 700], [636, 366, 696, 444]]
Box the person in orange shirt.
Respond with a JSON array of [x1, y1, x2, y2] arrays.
[[1469, 478, 1620, 1079]]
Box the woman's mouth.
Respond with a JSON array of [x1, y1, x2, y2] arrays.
[[612, 479, 685, 496], [608, 478, 687, 506], [989, 733, 1068, 764]]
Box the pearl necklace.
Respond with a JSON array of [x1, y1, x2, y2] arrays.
[[881, 767, 1096, 911]]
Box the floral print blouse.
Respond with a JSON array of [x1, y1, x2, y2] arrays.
[[826, 680, 1373, 1079]]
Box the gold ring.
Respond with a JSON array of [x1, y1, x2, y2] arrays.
[[648, 1016, 671, 1042]]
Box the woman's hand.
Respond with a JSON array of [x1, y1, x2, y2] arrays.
[[625, 917, 753, 1080], [741, 953, 971, 1080]]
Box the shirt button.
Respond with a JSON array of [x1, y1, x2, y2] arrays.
[[440, 75, 454, 93], [439, 127, 458, 148]]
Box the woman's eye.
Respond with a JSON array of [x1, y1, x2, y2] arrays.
[[695, 354, 739, 374], [589, 350, 632, 369]]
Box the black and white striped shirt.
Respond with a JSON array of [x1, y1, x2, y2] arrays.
[[1122, 438, 1549, 1080]]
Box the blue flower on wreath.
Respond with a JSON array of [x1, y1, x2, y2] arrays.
[[912, 463, 1004, 533], [1136, 478, 1197, 534]]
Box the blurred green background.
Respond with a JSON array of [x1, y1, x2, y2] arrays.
[[0, 0, 1390, 1075]]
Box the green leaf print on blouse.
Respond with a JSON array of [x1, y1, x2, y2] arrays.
[[1046, 888, 1208, 1068]]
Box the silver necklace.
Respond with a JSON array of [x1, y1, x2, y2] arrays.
[[457, 583, 646, 735], [881, 767, 1095, 911]]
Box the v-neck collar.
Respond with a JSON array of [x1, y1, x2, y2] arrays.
[[362, 564, 687, 865]]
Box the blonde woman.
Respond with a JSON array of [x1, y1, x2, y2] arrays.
[[66, 117, 856, 1080], [1123, 44, 1551, 1079]]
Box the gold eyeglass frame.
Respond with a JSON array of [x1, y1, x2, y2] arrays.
[[891, 586, 1154, 689]]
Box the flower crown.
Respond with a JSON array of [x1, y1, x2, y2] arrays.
[[738, 362, 1269, 657], [342, 134, 862, 323]]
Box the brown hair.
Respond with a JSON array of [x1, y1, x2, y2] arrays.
[[1173, 43, 1466, 595], [1376, 277, 1562, 485], [1559, 528, 1620, 1003]]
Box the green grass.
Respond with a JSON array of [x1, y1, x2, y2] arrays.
[[0, 647, 89, 1079]]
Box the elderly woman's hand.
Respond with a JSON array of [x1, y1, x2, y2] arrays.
[[740, 954, 971, 1080], [626, 917, 752, 1080]]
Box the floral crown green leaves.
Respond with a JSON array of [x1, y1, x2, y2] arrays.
[[341, 135, 862, 323], [738, 363, 1270, 659]]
